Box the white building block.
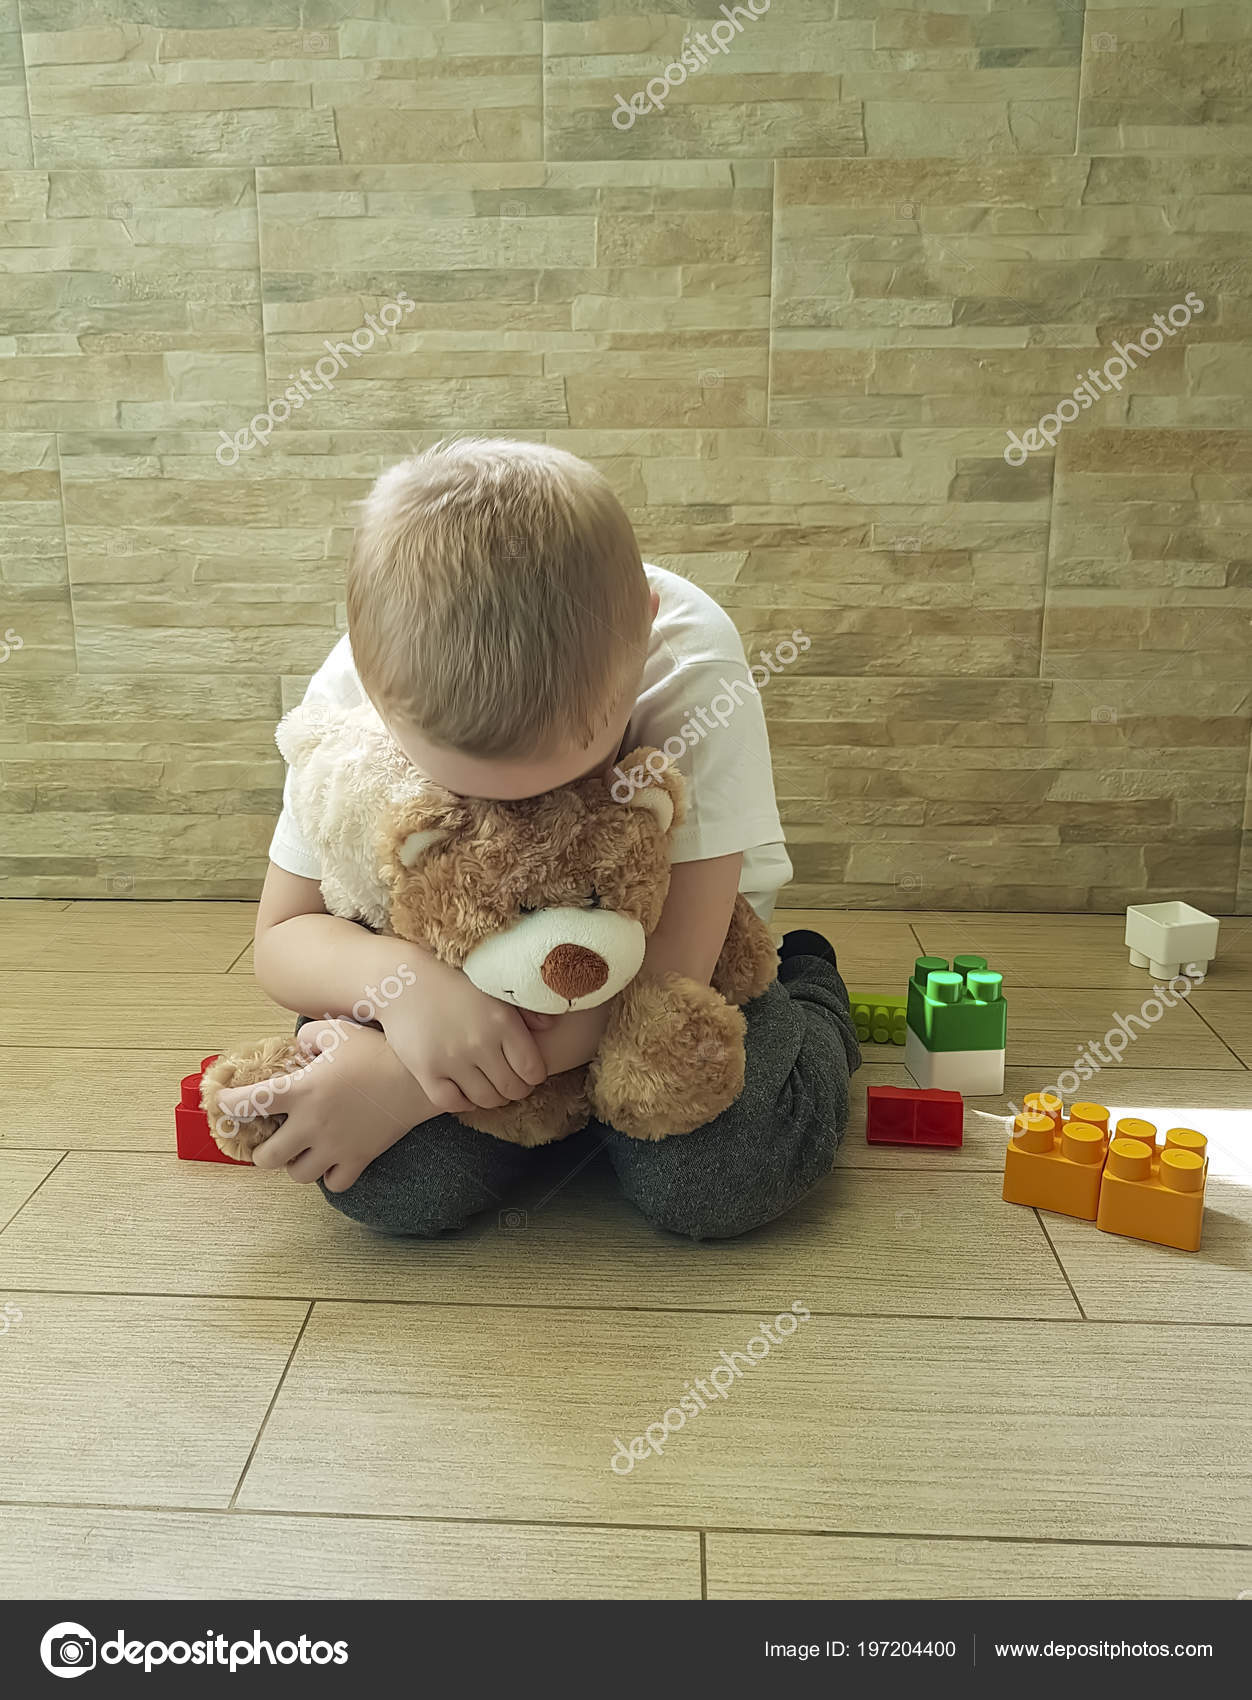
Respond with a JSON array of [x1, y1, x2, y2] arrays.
[[1124, 901, 1220, 980], [904, 1029, 1005, 1097]]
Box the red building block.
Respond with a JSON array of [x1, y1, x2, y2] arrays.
[[176, 1055, 249, 1165], [866, 1084, 963, 1148]]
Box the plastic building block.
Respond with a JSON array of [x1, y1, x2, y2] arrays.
[[1022, 1090, 1064, 1131], [1002, 1109, 1110, 1220], [866, 1084, 963, 1147], [903, 1033, 1006, 1096], [1125, 901, 1219, 980], [1096, 1125, 1208, 1252], [849, 991, 907, 1045], [903, 953, 1007, 1096], [1002, 1097, 1209, 1252], [176, 1055, 249, 1165], [906, 954, 1007, 1052], [1112, 1114, 1157, 1153]]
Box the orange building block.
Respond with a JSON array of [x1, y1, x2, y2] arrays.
[[1096, 1127, 1208, 1253], [1002, 1110, 1109, 1221], [1022, 1091, 1063, 1131], [1113, 1115, 1157, 1152], [1069, 1101, 1110, 1135]]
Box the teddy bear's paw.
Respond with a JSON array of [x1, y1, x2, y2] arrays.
[[459, 1070, 591, 1148], [201, 1038, 306, 1162], [588, 976, 747, 1141]]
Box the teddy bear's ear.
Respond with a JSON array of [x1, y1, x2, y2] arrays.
[[627, 782, 675, 834], [615, 746, 687, 836], [386, 789, 456, 873], [396, 825, 448, 868]]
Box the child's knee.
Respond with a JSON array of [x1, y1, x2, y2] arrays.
[[609, 1112, 840, 1241], [627, 1171, 829, 1240], [601, 976, 852, 1239], [319, 1169, 488, 1237], [317, 1129, 503, 1237], [633, 1190, 793, 1242]]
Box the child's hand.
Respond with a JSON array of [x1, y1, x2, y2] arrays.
[[380, 955, 548, 1113], [214, 1021, 417, 1192]]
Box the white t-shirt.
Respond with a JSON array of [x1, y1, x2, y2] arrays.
[[269, 564, 792, 918]]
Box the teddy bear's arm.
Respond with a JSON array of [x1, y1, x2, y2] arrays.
[[712, 894, 779, 1007], [587, 977, 747, 1142]]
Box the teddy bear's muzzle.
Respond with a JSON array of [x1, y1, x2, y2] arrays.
[[541, 942, 609, 1001], [461, 905, 646, 1014]]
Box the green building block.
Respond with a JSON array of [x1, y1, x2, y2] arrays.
[[849, 992, 907, 1046], [906, 954, 1006, 1053]]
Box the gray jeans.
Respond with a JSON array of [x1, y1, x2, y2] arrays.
[[315, 945, 861, 1241]]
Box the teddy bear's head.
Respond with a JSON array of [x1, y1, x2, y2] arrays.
[[384, 748, 684, 1015]]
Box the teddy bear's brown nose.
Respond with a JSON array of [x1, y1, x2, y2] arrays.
[[540, 943, 609, 1001]]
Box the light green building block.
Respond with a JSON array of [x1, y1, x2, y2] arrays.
[[849, 991, 907, 1046]]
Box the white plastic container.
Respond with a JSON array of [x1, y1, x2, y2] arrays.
[[1124, 901, 1220, 980]]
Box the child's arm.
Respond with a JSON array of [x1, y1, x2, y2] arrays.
[[252, 864, 402, 1020], [251, 863, 548, 1111], [225, 854, 742, 1186], [639, 851, 743, 986], [217, 1011, 588, 1193]]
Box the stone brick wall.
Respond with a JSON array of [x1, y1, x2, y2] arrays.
[[1, 1, 1248, 910]]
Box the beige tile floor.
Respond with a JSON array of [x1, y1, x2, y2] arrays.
[[0, 900, 1249, 1600]]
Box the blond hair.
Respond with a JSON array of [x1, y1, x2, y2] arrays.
[[346, 439, 650, 758]]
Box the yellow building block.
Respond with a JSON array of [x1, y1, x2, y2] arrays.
[[1096, 1129, 1208, 1253], [1002, 1111, 1109, 1221], [1114, 1115, 1157, 1152], [1022, 1091, 1063, 1131], [1069, 1101, 1110, 1135]]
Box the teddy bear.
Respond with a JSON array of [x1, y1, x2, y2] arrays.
[[202, 700, 778, 1156]]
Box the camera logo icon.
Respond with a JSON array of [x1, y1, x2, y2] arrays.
[[41, 1622, 96, 1677]]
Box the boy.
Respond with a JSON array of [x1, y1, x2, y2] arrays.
[[216, 440, 860, 1239]]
